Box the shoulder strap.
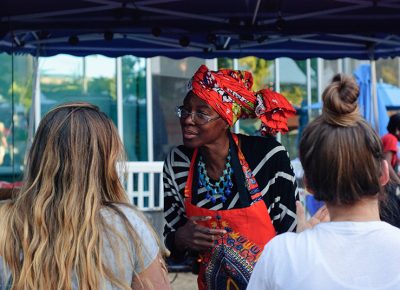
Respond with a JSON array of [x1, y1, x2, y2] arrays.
[[190, 151, 201, 205], [229, 133, 251, 207]]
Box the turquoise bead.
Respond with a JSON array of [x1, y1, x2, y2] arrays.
[[197, 149, 234, 204]]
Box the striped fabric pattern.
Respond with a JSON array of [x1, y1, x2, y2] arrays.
[[163, 134, 299, 255]]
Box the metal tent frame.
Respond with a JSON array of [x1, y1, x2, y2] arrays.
[[1, 0, 400, 59]]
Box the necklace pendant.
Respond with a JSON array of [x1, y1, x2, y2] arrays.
[[197, 149, 235, 204]]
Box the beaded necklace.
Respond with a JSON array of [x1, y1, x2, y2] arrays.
[[198, 150, 233, 203]]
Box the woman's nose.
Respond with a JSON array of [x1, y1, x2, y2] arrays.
[[181, 112, 196, 125]]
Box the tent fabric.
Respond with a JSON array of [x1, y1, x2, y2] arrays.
[[377, 82, 400, 110], [354, 64, 389, 137], [1, 0, 400, 59]]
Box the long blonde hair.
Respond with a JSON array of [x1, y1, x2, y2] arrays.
[[0, 102, 148, 289]]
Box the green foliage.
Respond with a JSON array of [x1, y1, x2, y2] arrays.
[[0, 54, 12, 99], [380, 66, 397, 85], [88, 77, 116, 99], [9, 80, 33, 110], [41, 80, 81, 99], [0, 54, 33, 111], [122, 56, 146, 100], [238, 57, 272, 91], [218, 58, 233, 69], [41, 74, 116, 100], [280, 85, 305, 107]]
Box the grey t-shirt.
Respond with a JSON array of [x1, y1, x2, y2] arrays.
[[0, 204, 159, 289]]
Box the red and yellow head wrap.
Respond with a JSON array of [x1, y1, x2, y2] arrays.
[[189, 65, 296, 135]]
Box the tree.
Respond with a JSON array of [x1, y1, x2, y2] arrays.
[[239, 57, 272, 91], [88, 77, 116, 99]]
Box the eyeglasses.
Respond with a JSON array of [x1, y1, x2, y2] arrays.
[[175, 106, 220, 125]]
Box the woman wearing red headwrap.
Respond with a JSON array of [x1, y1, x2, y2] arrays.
[[163, 65, 297, 290]]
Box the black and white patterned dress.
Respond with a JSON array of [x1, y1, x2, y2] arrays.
[[163, 134, 299, 257]]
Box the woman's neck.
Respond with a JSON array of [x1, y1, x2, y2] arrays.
[[326, 197, 381, 222], [199, 135, 230, 180]]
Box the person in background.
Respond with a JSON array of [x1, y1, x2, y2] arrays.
[[247, 74, 400, 290], [163, 65, 297, 290], [0, 103, 171, 290], [382, 113, 400, 178], [381, 179, 400, 228]]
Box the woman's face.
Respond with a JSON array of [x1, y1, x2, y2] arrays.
[[180, 92, 229, 148]]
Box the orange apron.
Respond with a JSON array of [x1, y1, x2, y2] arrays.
[[184, 134, 276, 290]]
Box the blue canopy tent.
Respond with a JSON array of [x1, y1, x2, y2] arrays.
[[354, 64, 389, 136], [1, 0, 400, 59], [378, 82, 400, 110], [1, 0, 400, 136]]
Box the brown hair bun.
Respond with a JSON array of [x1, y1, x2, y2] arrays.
[[322, 74, 361, 127]]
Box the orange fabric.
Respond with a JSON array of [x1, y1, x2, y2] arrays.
[[255, 89, 297, 135], [190, 65, 296, 135], [382, 133, 398, 168], [190, 65, 255, 126], [184, 143, 276, 290]]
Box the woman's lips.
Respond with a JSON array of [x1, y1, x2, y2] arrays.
[[182, 129, 198, 139]]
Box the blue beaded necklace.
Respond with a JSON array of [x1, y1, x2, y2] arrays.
[[198, 150, 233, 203]]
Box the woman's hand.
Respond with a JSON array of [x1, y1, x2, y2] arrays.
[[296, 201, 330, 233], [175, 216, 226, 252]]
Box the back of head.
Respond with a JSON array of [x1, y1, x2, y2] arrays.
[[0, 102, 135, 289], [299, 74, 384, 205], [26, 102, 126, 204], [387, 113, 400, 135]]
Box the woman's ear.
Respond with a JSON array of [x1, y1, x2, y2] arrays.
[[380, 160, 390, 186]]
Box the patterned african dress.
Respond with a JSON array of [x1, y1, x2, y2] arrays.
[[163, 133, 298, 290]]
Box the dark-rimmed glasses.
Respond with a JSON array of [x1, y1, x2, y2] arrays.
[[175, 106, 220, 125]]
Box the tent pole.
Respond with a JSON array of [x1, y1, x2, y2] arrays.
[[317, 58, 323, 115], [146, 58, 154, 161], [26, 53, 41, 159], [28, 56, 38, 143], [370, 59, 379, 133], [275, 58, 281, 143], [116, 57, 124, 142], [398, 57, 400, 87], [306, 59, 312, 121], [29, 55, 41, 133]]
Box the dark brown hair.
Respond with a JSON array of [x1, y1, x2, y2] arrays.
[[299, 74, 384, 205], [387, 113, 400, 135]]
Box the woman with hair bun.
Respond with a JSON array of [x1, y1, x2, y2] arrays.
[[248, 74, 400, 290], [0, 102, 171, 290]]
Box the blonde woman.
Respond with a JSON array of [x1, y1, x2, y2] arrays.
[[0, 103, 171, 290]]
